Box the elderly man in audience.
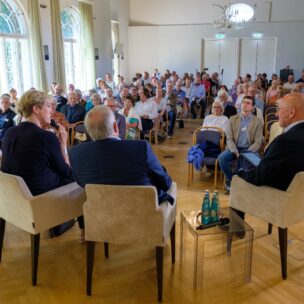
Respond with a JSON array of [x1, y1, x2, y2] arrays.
[[173, 80, 186, 120], [105, 73, 115, 89], [86, 93, 102, 112], [0, 94, 16, 148], [165, 80, 177, 138], [235, 82, 249, 111], [104, 98, 126, 139], [229, 78, 241, 104], [54, 84, 68, 112], [143, 71, 151, 85], [116, 85, 130, 106], [238, 93, 304, 192], [248, 85, 264, 113], [134, 87, 157, 138], [283, 74, 296, 90], [218, 96, 263, 193], [119, 97, 142, 140], [61, 92, 86, 124], [189, 75, 206, 119], [69, 105, 174, 207]]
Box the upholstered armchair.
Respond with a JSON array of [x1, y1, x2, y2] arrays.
[[83, 182, 177, 303], [229, 172, 304, 279], [0, 172, 86, 285]]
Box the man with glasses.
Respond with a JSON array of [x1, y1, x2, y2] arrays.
[[218, 96, 263, 193]]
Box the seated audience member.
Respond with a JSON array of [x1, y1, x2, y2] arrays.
[[165, 81, 177, 138], [202, 100, 228, 131], [75, 89, 86, 107], [266, 80, 279, 105], [67, 83, 75, 96], [238, 93, 304, 191], [0, 94, 16, 148], [104, 98, 126, 139], [283, 74, 296, 91], [85, 89, 98, 112], [248, 85, 264, 114], [130, 85, 140, 102], [9, 88, 18, 108], [97, 79, 107, 97], [116, 85, 130, 107], [229, 78, 241, 104], [134, 87, 158, 138], [216, 89, 237, 119], [119, 97, 142, 140], [105, 72, 115, 89], [218, 96, 263, 193], [61, 92, 86, 124], [152, 87, 166, 119], [189, 75, 206, 119], [1, 90, 74, 195], [210, 72, 220, 97], [49, 82, 57, 96], [182, 76, 192, 99], [44, 98, 69, 131], [54, 84, 68, 112], [95, 77, 103, 91], [295, 70, 304, 83], [69, 105, 174, 205], [174, 80, 187, 119], [235, 82, 249, 111], [201, 73, 211, 95], [143, 71, 151, 85]]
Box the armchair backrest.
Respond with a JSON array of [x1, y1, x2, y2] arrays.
[[83, 184, 165, 246], [0, 172, 35, 233], [193, 126, 225, 151]]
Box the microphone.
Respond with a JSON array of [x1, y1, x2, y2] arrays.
[[50, 119, 59, 130], [196, 218, 230, 230]]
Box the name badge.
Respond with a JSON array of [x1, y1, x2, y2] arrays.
[[241, 127, 247, 132]]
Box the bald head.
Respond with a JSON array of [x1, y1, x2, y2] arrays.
[[277, 93, 304, 128]]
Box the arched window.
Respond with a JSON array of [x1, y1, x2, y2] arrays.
[[0, 0, 31, 94], [61, 6, 81, 89]]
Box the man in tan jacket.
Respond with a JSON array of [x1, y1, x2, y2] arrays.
[[218, 96, 263, 192]]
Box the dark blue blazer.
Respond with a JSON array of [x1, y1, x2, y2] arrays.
[[69, 138, 173, 204], [61, 104, 86, 124], [0, 108, 16, 145], [241, 122, 304, 191]]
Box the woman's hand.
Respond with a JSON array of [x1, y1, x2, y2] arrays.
[[57, 124, 68, 146]]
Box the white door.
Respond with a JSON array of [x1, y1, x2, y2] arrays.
[[203, 39, 238, 88], [240, 38, 276, 79]]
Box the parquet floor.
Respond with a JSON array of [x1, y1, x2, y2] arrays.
[[1, 119, 304, 303]]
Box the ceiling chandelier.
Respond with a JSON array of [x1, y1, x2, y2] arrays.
[[213, 1, 255, 29]]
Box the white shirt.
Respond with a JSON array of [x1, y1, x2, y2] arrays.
[[283, 82, 296, 90], [150, 96, 166, 112], [134, 98, 158, 120], [119, 107, 142, 130], [202, 114, 228, 132]]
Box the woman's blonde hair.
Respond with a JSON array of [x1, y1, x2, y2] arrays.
[[17, 90, 52, 118]]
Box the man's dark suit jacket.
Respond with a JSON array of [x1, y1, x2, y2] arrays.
[[55, 96, 68, 112], [241, 122, 304, 191], [69, 138, 173, 204], [61, 104, 86, 124]]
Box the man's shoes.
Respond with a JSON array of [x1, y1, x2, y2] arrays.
[[205, 171, 213, 178], [168, 135, 174, 139]]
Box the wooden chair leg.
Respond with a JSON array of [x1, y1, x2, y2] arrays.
[[31, 234, 40, 286], [156, 246, 163, 303], [268, 223, 273, 234], [214, 160, 218, 189], [0, 218, 6, 262], [278, 227, 288, 280], [104, 242, 109, 258], [170, 222, 175, 264], [87, 241, 96, 296]]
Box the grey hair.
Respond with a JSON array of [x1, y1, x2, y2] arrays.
[[0, 93, 11, 100], [84, 105, 115, 140], [217, 89, 228, 99], [211, 100, 224, 114]]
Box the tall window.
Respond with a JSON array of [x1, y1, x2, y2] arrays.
[[111, 21, 120, 85], [0, 0, 31, 94], [61, 7, 81, 89]]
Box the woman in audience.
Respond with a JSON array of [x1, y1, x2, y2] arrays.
[[215, 89, 237, 118], [85, 90, 100, 112], [235, 82, 249, 111], [202, 100, 228, 131], [1, 90, 84, 236], [9, 88, 18, 108], [119, 97, 142, 140], [266, 79, 279, 105], [44, 97, 69, 131]]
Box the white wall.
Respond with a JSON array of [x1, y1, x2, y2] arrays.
[[128, 21, 304, 83], [16, 0, 130, 90]]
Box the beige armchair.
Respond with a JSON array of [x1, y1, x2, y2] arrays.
[[0, 172, 86, 285], [83, 182, 177, 303], [229, 172, 304, 280]]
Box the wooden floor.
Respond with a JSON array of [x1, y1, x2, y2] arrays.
[[1, 119, 304, 303]]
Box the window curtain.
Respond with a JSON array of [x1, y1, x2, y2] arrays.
[[27, 0, 47, 92], [79, 1, 95, 90], [50, 0, 66, 88]]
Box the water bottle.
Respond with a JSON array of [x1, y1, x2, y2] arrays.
[[214, 190, 221, 218], [210, 192, 219, 222], [201, 191, 210, 225]]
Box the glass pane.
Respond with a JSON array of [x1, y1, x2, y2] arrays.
[[73, 42, 82, 90], [0, 0, 23, 34], [64, 41, 74, 86], [5, 39, 14, 89], [19, 39, 32, 92], [61, 7, 80, 40]]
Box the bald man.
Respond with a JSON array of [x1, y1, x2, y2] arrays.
[[238, 93, 304, 190]]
